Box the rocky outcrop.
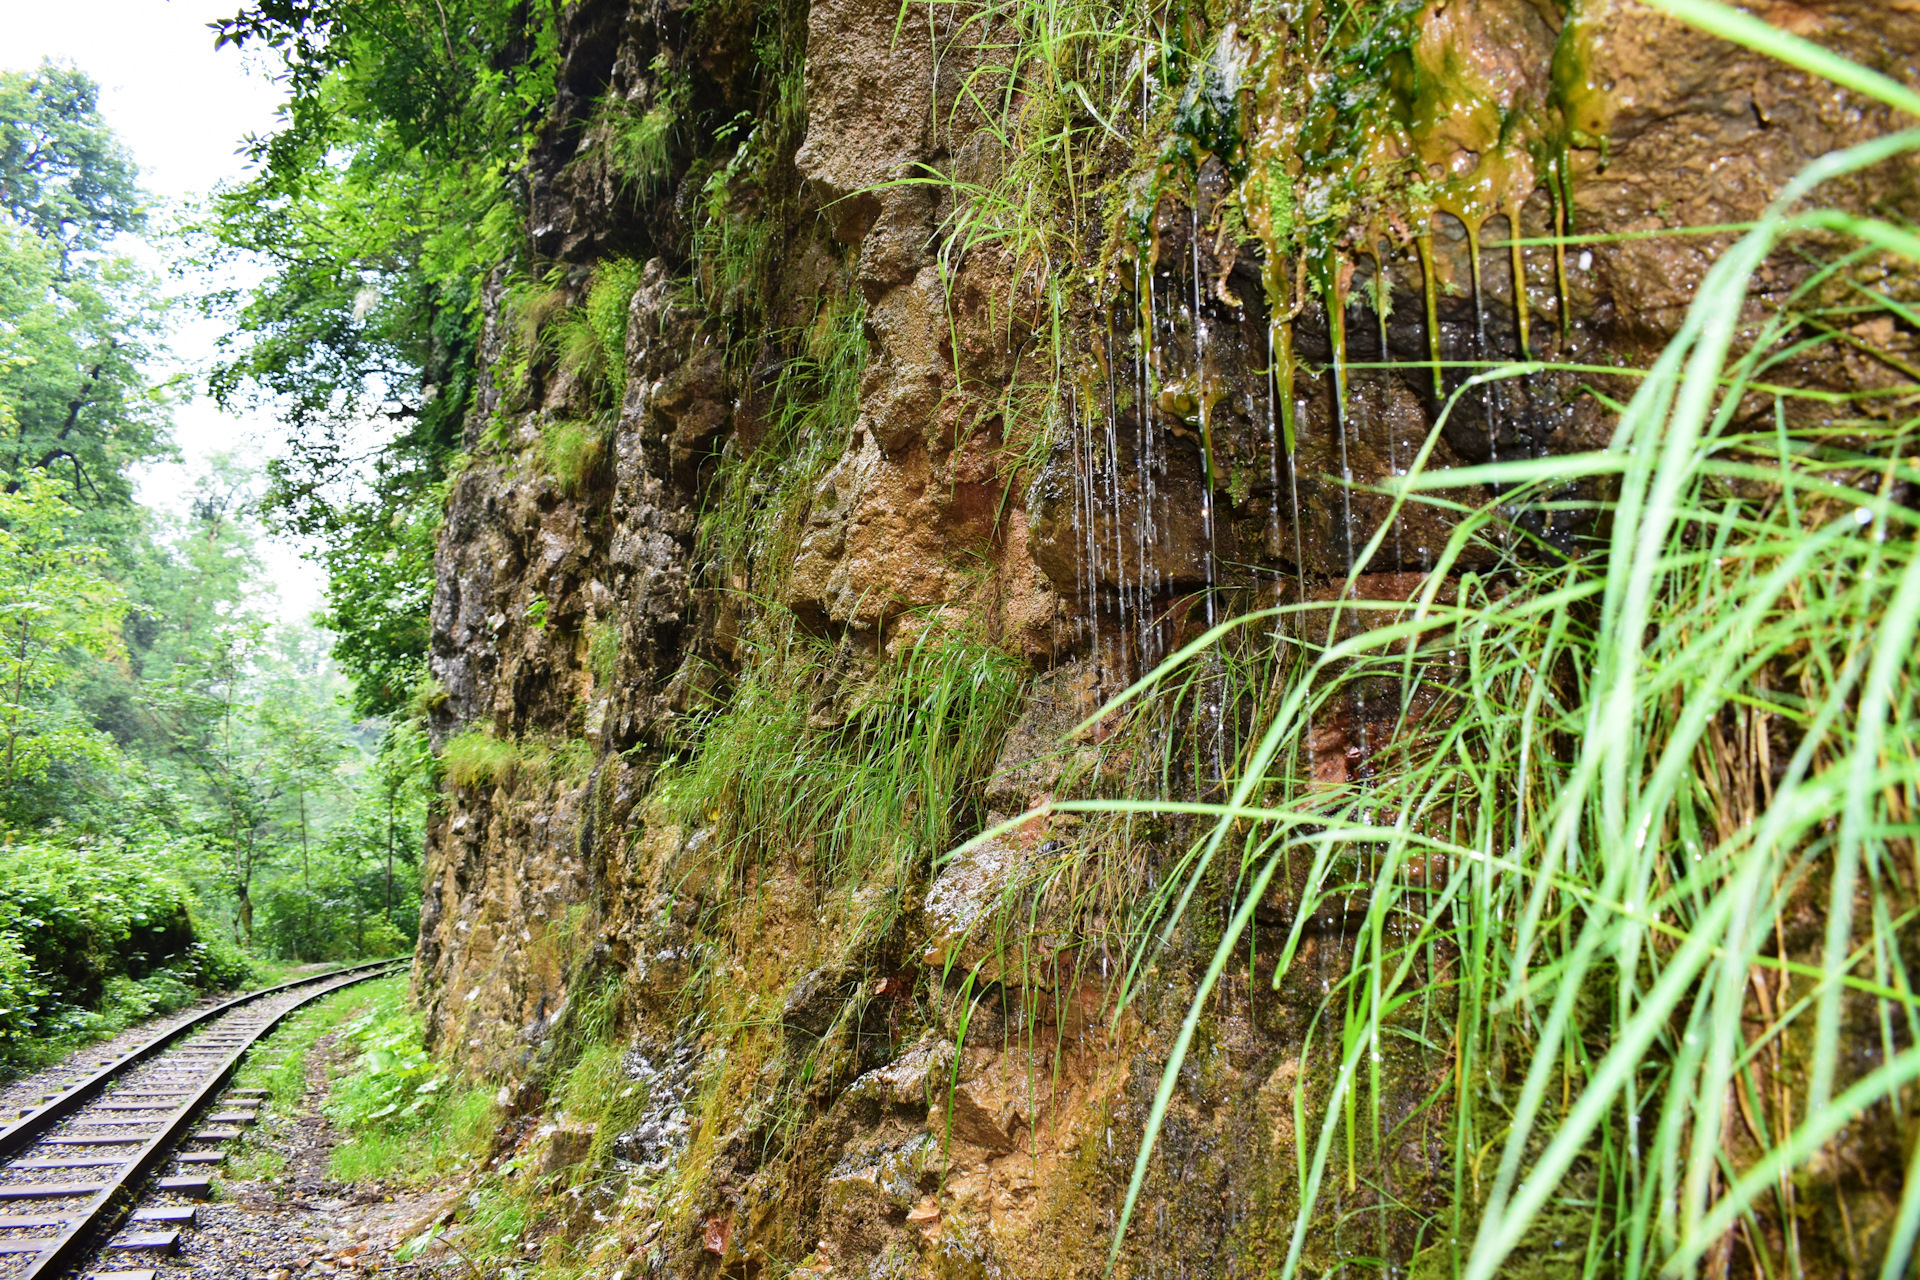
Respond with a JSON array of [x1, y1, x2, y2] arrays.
[[410, 0, 1920, 1275]]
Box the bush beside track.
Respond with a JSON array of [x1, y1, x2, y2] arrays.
[[0, 839, 251, 1071]]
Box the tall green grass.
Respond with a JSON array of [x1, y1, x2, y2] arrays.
[[936, 6, 1920, 1276], [664, 616, 1029, 898]]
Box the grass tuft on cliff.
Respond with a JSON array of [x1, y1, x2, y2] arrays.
[[695, 288, 867, 595], [541, 418, 610, 496], [440, 729, 594, 793], [665, 612, 1028, 900], [439, 729, 523, 790]]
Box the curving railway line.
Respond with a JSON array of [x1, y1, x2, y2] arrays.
[[0, 958, 407, 1280]]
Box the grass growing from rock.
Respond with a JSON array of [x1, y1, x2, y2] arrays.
[[541, 419, 610, 497], [694, 288, 867, 595], [601, 57, 687, 196], [439, 730, 524, 789], [665, 614, 1029, 897], [440, 730, 595, 793]]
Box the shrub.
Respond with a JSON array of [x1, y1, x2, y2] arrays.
[[0, 839, 251, 1072], [0, 839, 196, 1003], [0, 932, 48, 1056]]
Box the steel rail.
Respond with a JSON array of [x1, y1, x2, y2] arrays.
[[3, 958, 408, 1280], [0, 957, 405, 1163]]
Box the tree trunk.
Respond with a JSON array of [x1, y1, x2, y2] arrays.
[[299, 788, 312, 960], [385, 788, 396, 926]]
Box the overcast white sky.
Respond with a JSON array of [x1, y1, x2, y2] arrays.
[[0, 0, 323, 624]]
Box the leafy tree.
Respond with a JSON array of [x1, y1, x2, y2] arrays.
[[151, 622, 278, 944], [0, 63, 180, 821], [70, 457, 261, 809], [0, 471, 127, 818], [258, 681, 351, 948], [359, 718, 431, 935], [0, 65, 171, 517], [142, 620, 358, 948], [0, 58, 431, 1069], [0, 223, 171, 515], [0, 61, 145, 259], [202, 0, 560, 713]]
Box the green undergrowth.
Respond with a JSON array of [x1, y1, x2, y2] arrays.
[[395, 1178, 530, 1272], [324, 976, 498, 1184], [493, 256, 642, 496], [379, 980, 631, 1272], [685, 0, 806, 321], [582, 612, 1036, 1222], [553, 1045, 651, 1176], [0, 839, 252, 1076], [587, 618, 620, 689], [561, 258, 647, 407], [688, 52, 804, 316], [497, 257, 646, 428], [440, 730, 522, 789], [224, 980, 383, 1182]]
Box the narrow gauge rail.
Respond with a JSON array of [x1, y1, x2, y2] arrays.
[[0, 959, 407, 1280]]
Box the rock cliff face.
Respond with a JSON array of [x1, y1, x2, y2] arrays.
[[411, 0, 1919, 1275]]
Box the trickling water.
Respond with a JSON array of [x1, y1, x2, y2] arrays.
[[1105, 337, 1128, 660], [1464, 217, 1500, 473], [1055, 198, 1504, 821], [1191, 206, 1218, 632], [1068, 383, 1086, 649], [1323, 254, 1358, 583], [1505, 202, 1532, 361], [1415, 229, 1444, 405], [1371, 243, 1404, 572], [1504, 207, 1552, 544]]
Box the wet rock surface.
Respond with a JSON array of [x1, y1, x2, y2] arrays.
[[403, 0, 1920, 1275]]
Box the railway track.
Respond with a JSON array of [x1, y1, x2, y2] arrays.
[[0, 959, 408, 1280]]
